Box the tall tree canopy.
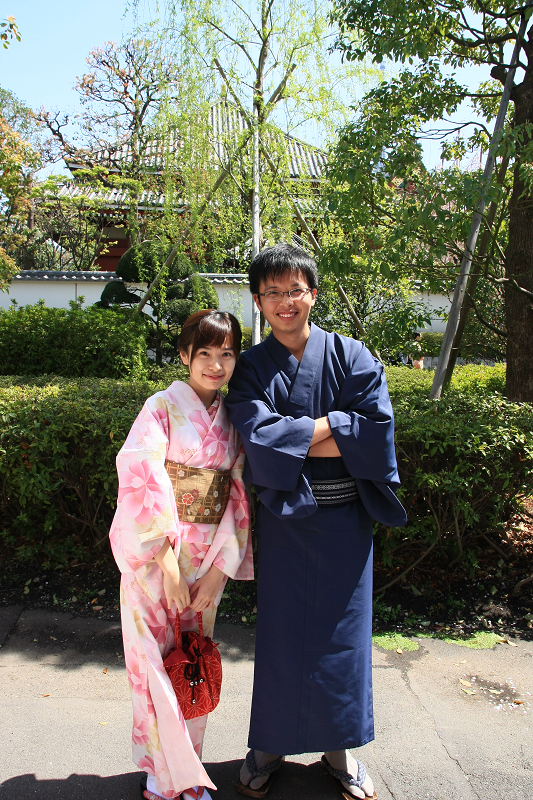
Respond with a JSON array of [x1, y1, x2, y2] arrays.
[[330, 0, 533, 401]]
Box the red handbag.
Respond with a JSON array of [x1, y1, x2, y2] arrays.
[[163, 611, 222, 720]]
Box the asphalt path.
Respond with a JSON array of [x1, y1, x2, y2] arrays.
[[0, 606, 531, 800]]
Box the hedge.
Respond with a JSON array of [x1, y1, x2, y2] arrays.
[[0, 301, 148, 379], [0, 365, 531, 571]]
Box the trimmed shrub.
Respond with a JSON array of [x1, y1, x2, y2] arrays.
[[387, 390, 532, 568], [0, 301, 148, 379], [0, 365, 530, 571], [0, 377, 166, 566]]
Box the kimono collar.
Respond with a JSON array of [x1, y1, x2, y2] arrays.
[[265, 323, 326, 410], [169, 381, 223, 425]]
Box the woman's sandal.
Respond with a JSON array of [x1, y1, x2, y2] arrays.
[[321, 755, 378, 800], [139, 774, 163, 800], [235, 750, 284, 798]]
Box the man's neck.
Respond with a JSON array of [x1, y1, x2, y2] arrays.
[[273, 324, 311, 362]]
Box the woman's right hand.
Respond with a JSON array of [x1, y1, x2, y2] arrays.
[[162, 565, 191, 613], [154, 538, 191, 612]]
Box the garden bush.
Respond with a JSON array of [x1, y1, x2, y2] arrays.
[[0, 300, 148, 379], [0, 377, 165, 566], [0, 365, 530, 571]]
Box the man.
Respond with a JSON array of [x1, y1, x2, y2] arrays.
[[225, 244, 406, 800]]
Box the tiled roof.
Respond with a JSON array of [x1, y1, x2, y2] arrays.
[[65, 101, 326, 181], [55, 184, 169, 209], [197, 273, 249, 285], [13, 271, 123, 282], [13, 270, 250, 286]]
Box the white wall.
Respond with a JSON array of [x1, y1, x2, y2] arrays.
[[0, 276, 255, 326], [1, 277, 444, 334], [413, 293, 451, 333], [0, 278, 110, 310]]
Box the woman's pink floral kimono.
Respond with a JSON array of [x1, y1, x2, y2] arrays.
[[109, 381, 253, 798]]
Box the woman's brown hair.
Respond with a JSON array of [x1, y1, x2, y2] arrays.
[[178, 310, 242, 362]]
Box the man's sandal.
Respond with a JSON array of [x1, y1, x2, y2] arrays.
[[235, 750, 283, 798], [321, 755, 378, 800]]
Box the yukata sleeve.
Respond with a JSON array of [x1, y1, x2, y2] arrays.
[[327, 344, 407, 527], [226, 358, 315, 492], [109, 395, 180, 577], [327, 344, 400, 485]]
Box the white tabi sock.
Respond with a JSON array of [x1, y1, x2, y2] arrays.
[[145, 774, 166, 799]]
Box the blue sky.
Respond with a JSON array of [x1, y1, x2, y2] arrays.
[[2, 1, 494, 170], [1, 1, 136, 115]]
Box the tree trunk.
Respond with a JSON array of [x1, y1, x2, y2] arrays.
[[505, 30, 533, 402]]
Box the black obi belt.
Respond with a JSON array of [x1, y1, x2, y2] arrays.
[[311, 476, 359, 506]]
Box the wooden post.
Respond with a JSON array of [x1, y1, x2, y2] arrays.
[[251, 103, 261, 346], [429, 12, 529, 400]]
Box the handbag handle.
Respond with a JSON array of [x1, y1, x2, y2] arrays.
[[174, 608, 204, 645]]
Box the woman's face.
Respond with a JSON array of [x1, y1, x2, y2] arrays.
[[180, 337, 237, 405]]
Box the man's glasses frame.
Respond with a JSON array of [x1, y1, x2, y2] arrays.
[[257, 287, 313, 302]]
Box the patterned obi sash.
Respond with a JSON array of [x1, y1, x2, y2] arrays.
[[165, 461, 230, 525], [311, 476, 359, 507]]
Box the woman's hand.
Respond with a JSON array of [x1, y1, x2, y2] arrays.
[[162, 566, 191, 613], [154, 538, 191, 613], [189, 565, 225, 612]]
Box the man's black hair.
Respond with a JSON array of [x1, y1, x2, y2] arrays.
[[248, 243, 319, 296]]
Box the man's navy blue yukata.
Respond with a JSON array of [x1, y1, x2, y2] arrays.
[[226, 323, 406, 756]]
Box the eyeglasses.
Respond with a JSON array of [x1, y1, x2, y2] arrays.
[[257, 288, 313, 302]]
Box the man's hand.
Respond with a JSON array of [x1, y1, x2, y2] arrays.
[[189, 565, 225, 612], [154, 538, 191, 613], [308, 437, 341, 457], [310, 416, 332, 446]]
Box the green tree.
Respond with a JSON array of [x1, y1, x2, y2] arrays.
[[331, 0, 533, 401], [98, 240, 219, 364], [1, 16, 20, 50]]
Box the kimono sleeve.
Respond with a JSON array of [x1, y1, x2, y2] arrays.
[[109, 395, 180, 577], [195, 449, 254, 582], [327, 344, 407, 527], [226, 357, 315, 492], [326, 345, 399, 483]]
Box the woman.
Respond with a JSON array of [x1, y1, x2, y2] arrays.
[[109, 310, 253, 800]]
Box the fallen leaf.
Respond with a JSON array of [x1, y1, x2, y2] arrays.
[[252, 606, 257, 613], [24, 579, 32, 586], [461, 688, 476, 695], [241, 616, 247, 622], [41, 694, 50, 697], [98, 589, 106, 596], [33, 638, 38, 642], [514, 699, 524, 705], [91, 598, 98, 604], [71, 596, 77, 602], [23, 586, 29, 595], [49, 636, 57, 641], [103, 668, 108, 674], [489, 689, 503, 695], [396, 648, 403, 654], [459, 679, 472, 687], [503, 639, 518, 647], [99, 721, 109, 725], [410, 584, 422, 596], [92, 605, 103, 611]]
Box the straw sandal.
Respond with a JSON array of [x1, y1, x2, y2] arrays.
[[235, 750, 283, 798], [321, 755, 378, 800]]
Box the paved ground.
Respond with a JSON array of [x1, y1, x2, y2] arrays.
[[0, 606, 531, 800]]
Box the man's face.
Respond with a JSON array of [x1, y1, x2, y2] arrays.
[[254, 270, 317, 338]]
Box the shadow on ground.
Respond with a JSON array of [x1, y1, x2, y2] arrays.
[[0, 761, 331, 800]]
